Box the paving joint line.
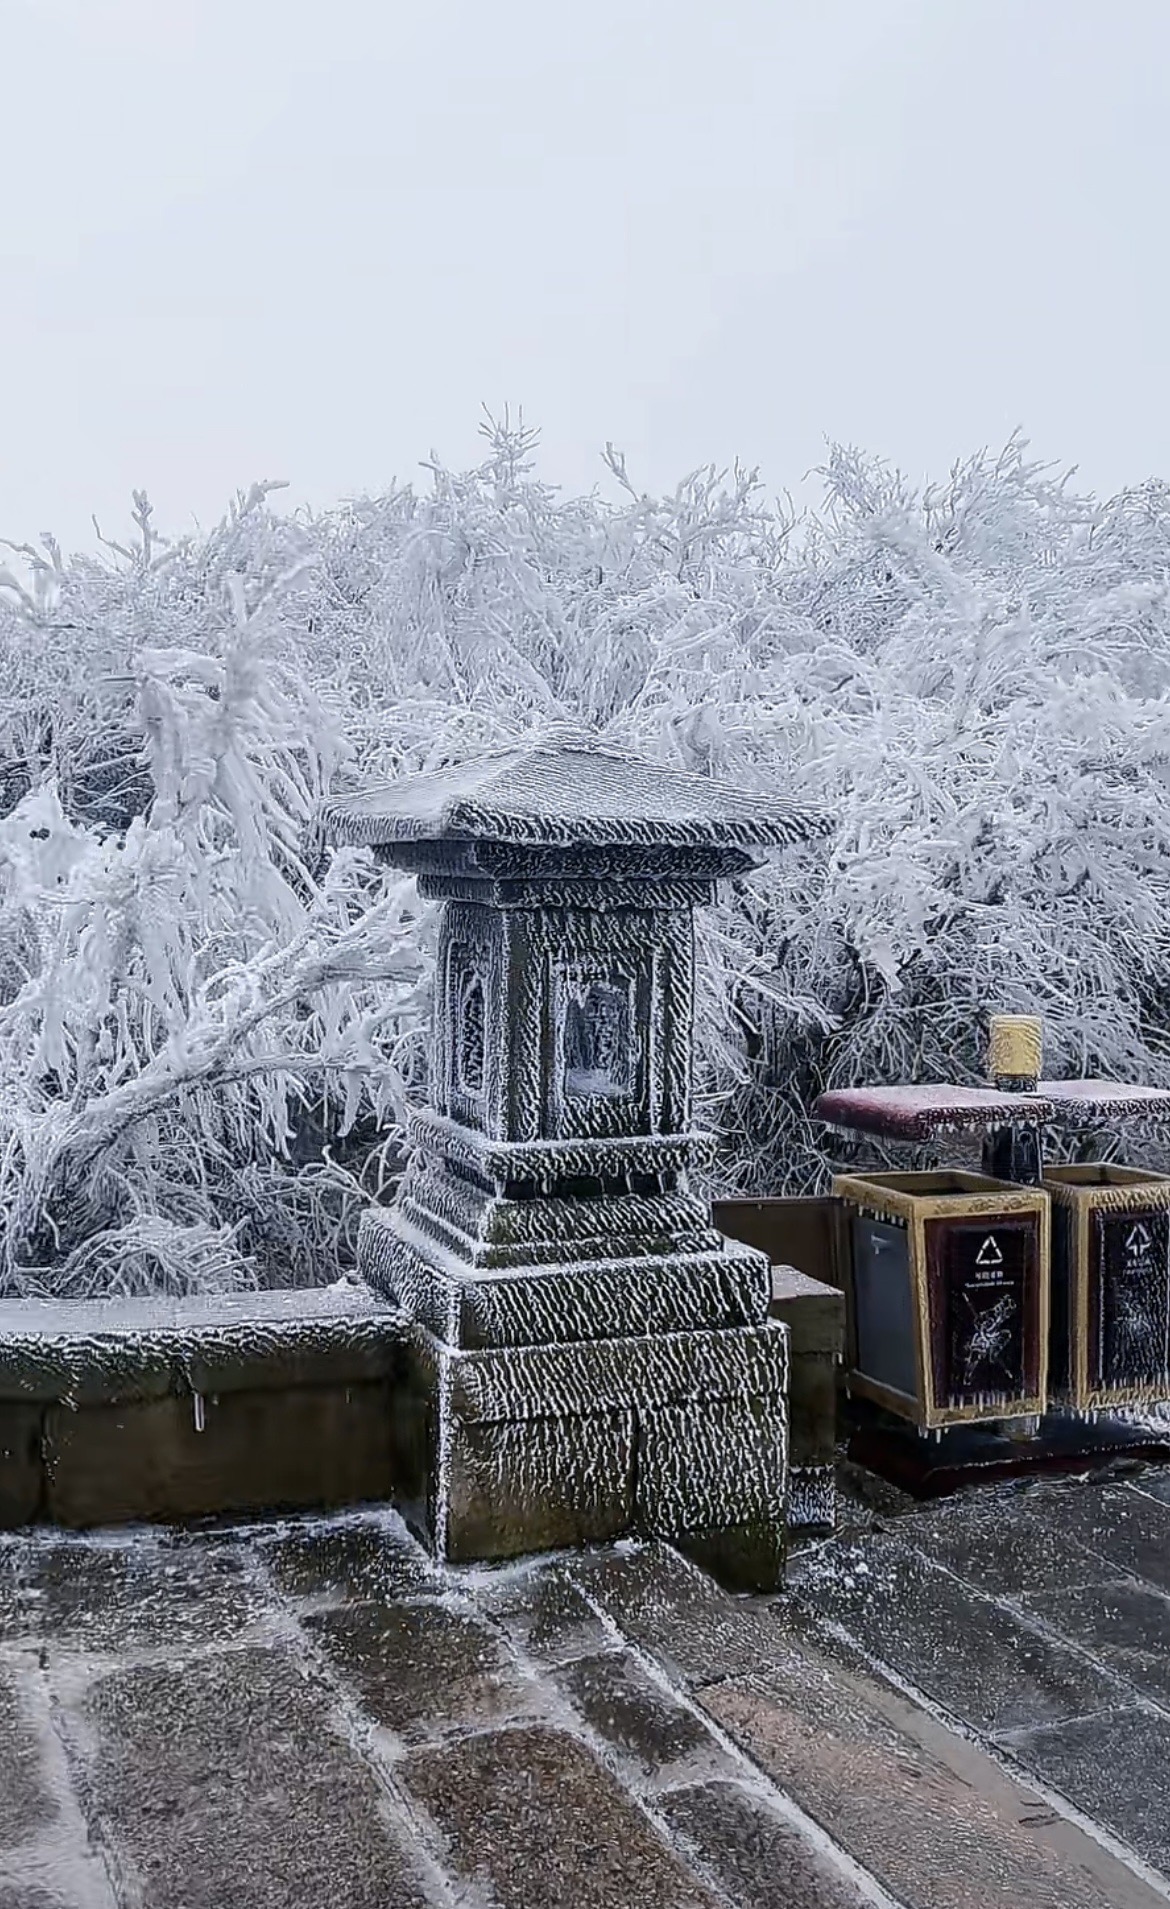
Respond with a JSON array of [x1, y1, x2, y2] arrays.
[[568, 1566, 906, 1909], [247, 1543, 484, 1908]]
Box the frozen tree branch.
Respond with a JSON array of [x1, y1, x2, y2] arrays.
[[1, 424, 1169, 1287]]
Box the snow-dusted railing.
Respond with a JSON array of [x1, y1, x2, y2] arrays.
[[0, 1283, 408, 1529]]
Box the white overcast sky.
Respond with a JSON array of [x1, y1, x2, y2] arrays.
[[4, 0, 1168, 554]]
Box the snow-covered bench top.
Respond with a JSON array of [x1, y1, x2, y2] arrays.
[[1040, 1079, 1170, 1120], [815, 1079, 1170, 1142], [813, 1083, 1055, 1141], [0, 1281, 406, 1405]]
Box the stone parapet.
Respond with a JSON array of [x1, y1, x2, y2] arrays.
[[0, 1284, 408, 1529]]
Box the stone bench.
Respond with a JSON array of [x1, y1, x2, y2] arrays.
[[0, 1285, 407, 1528]]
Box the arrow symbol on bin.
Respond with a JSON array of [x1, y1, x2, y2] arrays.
[[1126, 1222, 1153, 1257], [976, 1235, 1004, 1267]]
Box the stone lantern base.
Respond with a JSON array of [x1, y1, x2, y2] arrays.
[[366, 1208, 791, 1592]]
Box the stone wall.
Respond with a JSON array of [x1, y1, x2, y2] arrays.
[[0, 1286, 408, 1528]]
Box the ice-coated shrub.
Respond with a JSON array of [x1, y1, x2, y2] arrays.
[[2, 420, 1169, 1296]]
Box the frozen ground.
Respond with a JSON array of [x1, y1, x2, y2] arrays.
[[3, 1477, 1170, 1907]]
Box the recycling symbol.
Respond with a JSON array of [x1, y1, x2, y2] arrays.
[[975, 1235, 1004, 1268], [1126, 1222, 1153, 1258]]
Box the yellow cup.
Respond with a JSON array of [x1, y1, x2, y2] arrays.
[[988, 1014, 1043, 1085]]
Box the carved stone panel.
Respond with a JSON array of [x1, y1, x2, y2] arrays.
[[437, 905, 504, 1135], [550, 960, 648, 1141]]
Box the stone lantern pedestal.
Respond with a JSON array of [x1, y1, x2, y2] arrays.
[[322, 736, 819, 1589]]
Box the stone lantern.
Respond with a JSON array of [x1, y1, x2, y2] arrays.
[[322, 734, 821, 1589]]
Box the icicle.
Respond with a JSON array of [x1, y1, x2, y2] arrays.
[[192, 1391, 206, 1434]]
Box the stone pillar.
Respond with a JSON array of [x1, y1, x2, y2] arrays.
[[322, 738, 820, 1590]]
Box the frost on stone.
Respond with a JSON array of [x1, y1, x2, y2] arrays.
[[456, 970, 486, 1097], [786, 1467, 837, 1531], [329, 726, 801, 1564], [0, 1284, 403, 1408]]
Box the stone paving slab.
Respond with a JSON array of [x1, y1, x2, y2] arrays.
[[790, 1535, 1127, 1733], [568, 1540, 795, 1683], [891, 1487, 1121, 1596], [552, 1648, 734, 1784], [0, 1541, 32, 1640], [67, 1644, 439, 1909], [402, 1723, 720, 1909], [1001, 1706, 1170, 1878], [257, 1509, 443, 1605], [1132, 1472, 1170, 1508], [305, 1594, 539, 1742], [1022, 1578, 1170, 1707], [0, 1654, 119, 1908], [476, 1562, 613, 1665], [657, 1777, 876, 1909], [788, 1467, 1170, 1901], [1017, 1481, 1170, 1592], [15, 1534, 265, 1654], [0, 1668, 57, 1854]]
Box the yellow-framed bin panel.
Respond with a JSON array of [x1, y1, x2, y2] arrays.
[[1044, 1163, 1170, 1412], [832, 1169, 1050, 1432]]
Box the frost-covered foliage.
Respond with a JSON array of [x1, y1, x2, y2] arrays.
[[3, 422, 1170, 1296]]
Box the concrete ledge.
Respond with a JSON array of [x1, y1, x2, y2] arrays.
[[0, 1284, 409, 1530]]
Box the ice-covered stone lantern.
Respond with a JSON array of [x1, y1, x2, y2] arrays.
[[321, 733, 821, 1589]]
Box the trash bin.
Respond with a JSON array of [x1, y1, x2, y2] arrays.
[[1044, 1163, 1170, 1411], [832, 1168, 1049, 1431]]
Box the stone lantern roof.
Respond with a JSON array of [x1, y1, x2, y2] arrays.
[[320, 736, 822, 857]]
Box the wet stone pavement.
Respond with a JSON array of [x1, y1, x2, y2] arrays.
[[3, 1476, 1170, 1907]]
